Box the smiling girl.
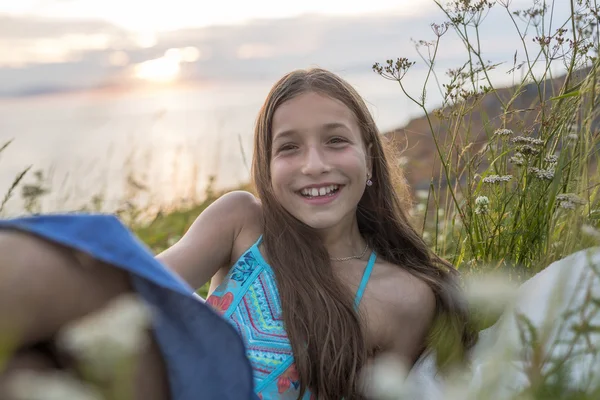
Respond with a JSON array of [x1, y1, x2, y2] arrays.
[[0, 68, 475, 400], [160, 68, 476, 398]]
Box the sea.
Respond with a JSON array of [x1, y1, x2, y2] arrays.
[[0, 72, 426, 216]]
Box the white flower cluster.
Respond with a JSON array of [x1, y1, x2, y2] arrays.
[[556, 193, 586, 210], [494, 128, 513, 136], [529, 167, 555, 180], [361, 354, 410, 400], [482, 175, 513, 184], [511, 136, 544, 146], [475, 196, 490, 215], [581, 224, 600, 240], [517, 144, 541, 155], [56, 294, 153, 380], [510, 152, 525, 166], [544, 154, 559, 164], [7, 370, 102, 400]]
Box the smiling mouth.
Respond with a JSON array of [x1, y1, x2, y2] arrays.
[[298, 184, 341, 199]]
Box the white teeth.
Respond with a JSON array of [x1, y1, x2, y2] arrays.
[[301, 185, 339, 197]]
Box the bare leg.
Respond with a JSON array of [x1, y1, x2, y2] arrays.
[[0, 230, 170, 400]]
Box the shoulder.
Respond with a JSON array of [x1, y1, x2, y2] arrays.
[[205, 190, 262, 229], [211, 190, 262, 213], [371, 260, 436, 313], [369, 260, 436, 363]]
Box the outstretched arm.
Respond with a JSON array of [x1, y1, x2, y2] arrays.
[[156, 190, 261, 291]]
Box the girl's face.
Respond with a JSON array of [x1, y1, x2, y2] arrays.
[[270, 91, 372, 230]]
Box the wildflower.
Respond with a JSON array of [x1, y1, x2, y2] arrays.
[[423, 231, 431, 243], [482, 175, 513, 184], [494, 128, 513, 136], [556, 193, 586, 210], [464, 272, 519, 315], [56, 294, 153, 380], [559, 201, 577, 210], [360, 353, 409, 400], [567, 133, 578, 141], [510, 152, 525, 166], [7, 370, 102, 400], [581, 224, 600, 240], [511, 136, 544, 146], [528, 167, 554, 180], [544, 154, 559, 164], [475, 196, 490, 215], [517, 145, 541, 156], [415, 190, 429, 200], [556, 193, 586, 205]]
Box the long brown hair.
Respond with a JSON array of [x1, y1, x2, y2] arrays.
[[251, 68, 476, 399]]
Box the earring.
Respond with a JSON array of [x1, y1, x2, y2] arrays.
[[366, 174, 373, 187]]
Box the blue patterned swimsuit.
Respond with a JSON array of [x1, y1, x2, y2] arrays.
[[206, 235, 377, 399]]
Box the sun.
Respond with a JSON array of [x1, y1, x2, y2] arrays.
[[132, 48, 200, 84], [134, 57, 181, 83]]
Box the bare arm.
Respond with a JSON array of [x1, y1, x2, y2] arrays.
[[156, 190, 261, 291]]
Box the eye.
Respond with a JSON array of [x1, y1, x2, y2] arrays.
[[328, 136, 348, 145], [277, 143, 298, 153]]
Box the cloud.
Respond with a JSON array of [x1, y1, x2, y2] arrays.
[[0, 14, 124, 40], [0, 3, 573, 97]]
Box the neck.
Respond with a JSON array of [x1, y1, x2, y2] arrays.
[[318, 214, 367, 261]]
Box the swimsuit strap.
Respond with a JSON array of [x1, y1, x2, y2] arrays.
[[354, 251, 377, 309]]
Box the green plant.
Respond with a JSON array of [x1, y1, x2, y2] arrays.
[[374, 0, 600, 275]]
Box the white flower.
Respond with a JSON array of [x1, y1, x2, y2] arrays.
[[494, 128, 513, 136], [510, 152, 525, 166], [482, 175, 513, 184], [361, 353, 410, 400], [517, 145, 541, 155], [475, 196, 490, 206], [544, 154, 559, 164], [582, 224, 600, 240], [529, 167, 554, 180], [511, 136, 544, 146], [475, 196, 490, 215], [559, 201, 577, 210], [7, 370, 103, 400], [464, 272, 519, 314], [56, 294, 153, 379], [556, 193, 586, 205], [555, 193, 585, 211], [415, 190, 429, 200], [423, 231, 431, 243]]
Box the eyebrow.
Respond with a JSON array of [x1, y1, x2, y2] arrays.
[[273, 122, 351, 141]]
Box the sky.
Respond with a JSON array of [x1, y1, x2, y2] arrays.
[[1, 0, 434, 31], [0, 0, 572, 97]]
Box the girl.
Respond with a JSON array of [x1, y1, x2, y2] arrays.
[[0, 68, 475, 399]]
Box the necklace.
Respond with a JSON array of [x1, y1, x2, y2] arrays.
[[329, 242, 369, 262]]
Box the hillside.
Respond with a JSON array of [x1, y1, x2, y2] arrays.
[[385, 67, 592, 191]]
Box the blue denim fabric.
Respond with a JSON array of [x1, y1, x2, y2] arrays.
[[0, 213, 257, 400]]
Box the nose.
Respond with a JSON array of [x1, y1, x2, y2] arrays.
[[301, 145, 330, 176]]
